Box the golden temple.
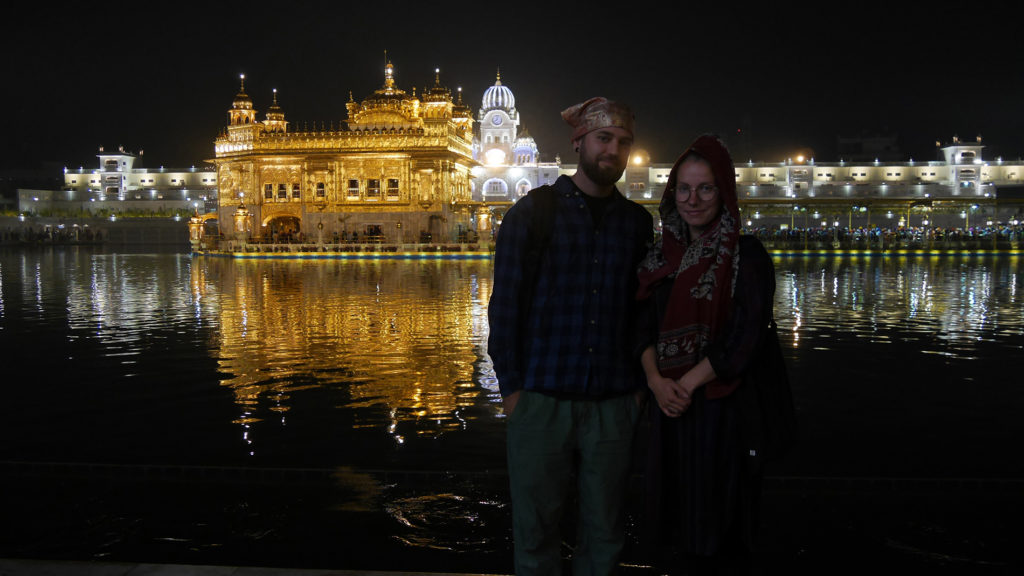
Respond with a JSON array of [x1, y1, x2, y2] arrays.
[[209, 63, 482, 247]]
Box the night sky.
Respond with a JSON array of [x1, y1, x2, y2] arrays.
[[5, 2, 1024, 173]]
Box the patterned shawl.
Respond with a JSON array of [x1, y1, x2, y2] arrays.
[[637, 135, 742, 390]]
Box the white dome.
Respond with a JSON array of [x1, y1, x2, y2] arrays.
[[481, 73, 515, 112]]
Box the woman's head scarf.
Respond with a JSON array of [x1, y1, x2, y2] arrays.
[[637, 134, 741, 389]]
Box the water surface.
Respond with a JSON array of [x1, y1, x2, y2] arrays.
[[1, 247, 1021, 570]]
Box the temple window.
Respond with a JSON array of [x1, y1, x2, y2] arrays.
[[292, 183, 300, 199], [347, 179, 360, 199], [316, 182, 326, 198], [264, 184, 273, 199], [367, 179, 381, 200], [277, 183, 287, 199], [386, 178, 399, 200]]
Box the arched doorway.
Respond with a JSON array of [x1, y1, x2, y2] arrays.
[[266, 216, 301, 242]]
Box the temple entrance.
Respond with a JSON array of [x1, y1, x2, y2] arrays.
[[364, 224, 384, 243], [266, 216, 301, 242]]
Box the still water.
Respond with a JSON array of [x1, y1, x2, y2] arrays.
[[1, 247, 1022, 570]]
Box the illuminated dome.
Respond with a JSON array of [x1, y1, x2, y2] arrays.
[[421, 68, 451, 103], [228, 74, 257, 127], [347, 61, 422, 128], [233, 74, 253, 110], [452, 87, 471, 119], [266, 89, 283, 117], [481, 69, 515, 113], [512, 130, 538, 164], [361, 61, 417, 108], [264, 88, 287, 133]]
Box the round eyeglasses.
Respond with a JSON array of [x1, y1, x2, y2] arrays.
[[673, 183, 719, 201]]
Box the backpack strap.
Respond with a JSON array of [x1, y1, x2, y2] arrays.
[[517, 185, 558, 342], [523, 185, 557, 284]]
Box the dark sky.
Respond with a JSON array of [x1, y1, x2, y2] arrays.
[[5, 2, 1024, 173]]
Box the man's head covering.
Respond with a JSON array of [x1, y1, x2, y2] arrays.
[[560, 97, 634, 142]]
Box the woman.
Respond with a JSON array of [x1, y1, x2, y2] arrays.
[[637, 134, 777, 574]]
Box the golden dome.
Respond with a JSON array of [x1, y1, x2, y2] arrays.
[[348, 61, 422, 128]]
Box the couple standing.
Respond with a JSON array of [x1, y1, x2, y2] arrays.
[[488, 97, 781, 575]]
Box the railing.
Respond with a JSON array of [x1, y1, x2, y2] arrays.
[[196, 236, 493, 254]]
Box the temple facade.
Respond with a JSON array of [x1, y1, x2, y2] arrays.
[[212, 63, 479, 244]]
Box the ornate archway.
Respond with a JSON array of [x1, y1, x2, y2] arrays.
[[264, 215, 301, 242]]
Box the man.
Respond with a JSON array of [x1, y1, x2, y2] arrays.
[[488, 97, 653, 575]]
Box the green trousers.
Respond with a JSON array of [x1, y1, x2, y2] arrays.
[[506, 390, 641, 575]]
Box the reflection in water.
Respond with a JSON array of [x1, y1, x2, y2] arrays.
[[0, 249, 1020, 460], [776, 255, 1022, 357], [192, 258, 498, 451], [2, 249, 1022, 565]]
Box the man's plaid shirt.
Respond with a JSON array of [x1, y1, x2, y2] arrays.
[[487, 176, 653, 398]]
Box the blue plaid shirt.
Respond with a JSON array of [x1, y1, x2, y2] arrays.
[[487, 175, 653, 398]]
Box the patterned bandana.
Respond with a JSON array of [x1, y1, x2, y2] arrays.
[[561, 97, 635, 142]]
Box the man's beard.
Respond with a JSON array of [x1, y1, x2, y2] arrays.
[[579, 153, 624, 186]]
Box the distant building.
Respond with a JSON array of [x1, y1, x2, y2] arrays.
[[19, 149, 216, 216]]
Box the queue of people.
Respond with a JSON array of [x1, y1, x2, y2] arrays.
[[747, 224, 1022, 249], [0, 224, 103, 245], [489, 99, 796, 575]]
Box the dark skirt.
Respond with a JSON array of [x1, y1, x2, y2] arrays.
[[645, 389, 761, 571]]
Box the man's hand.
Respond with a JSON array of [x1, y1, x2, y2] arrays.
[[503, 390, 521, 416]]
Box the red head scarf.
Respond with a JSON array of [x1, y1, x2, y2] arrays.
[[637, 135, 741, 392]]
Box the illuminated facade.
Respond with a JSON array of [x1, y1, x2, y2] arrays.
[[19, 149, 216, 215], [470, 72, 563, 202], [633, 137, 1024, 228], [212, 64, 479, 243]]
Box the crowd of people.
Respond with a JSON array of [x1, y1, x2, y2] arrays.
[[0, 224, 103, 245], [744, 223, 1023, 248]]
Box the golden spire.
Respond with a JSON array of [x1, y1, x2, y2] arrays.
[[234, 73, 251, 102], [495, 67, 501, 85], [383, 51, 396, 91]]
